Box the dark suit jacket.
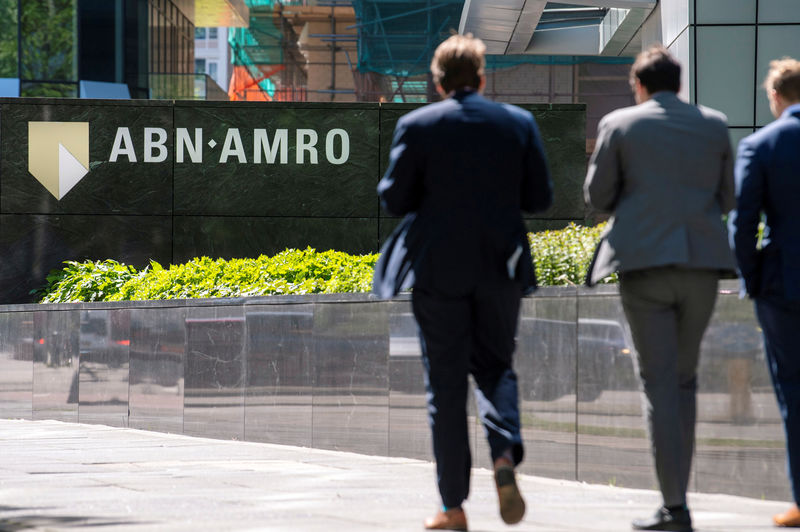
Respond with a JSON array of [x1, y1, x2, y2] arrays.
[[731, 103, 800, 304], [375, 90, 553, 298]]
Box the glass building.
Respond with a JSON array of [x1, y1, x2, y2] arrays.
[[0, 0, 245, 99]]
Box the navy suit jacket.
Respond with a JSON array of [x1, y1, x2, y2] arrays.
[[731, 103, 800, 304], [375, 90, 553, 297]]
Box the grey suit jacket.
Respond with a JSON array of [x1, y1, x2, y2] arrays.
[[584, 91, 736, 285]]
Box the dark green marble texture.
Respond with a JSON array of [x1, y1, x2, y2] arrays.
[[524, 219, 579, 233], [378, 216, 402, 249], [0, 98, 586, 303], [0, 214, 172, 302], [1, 101, 173, 215], [528, 107, 587, 220], [378, 105, 417, 178], [173, 104, 380, 217], [173, 216, 379, 263]]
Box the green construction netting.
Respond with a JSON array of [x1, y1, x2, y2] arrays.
[[352, 0, 465, 77], [352, 0, 632, 77], [230, 0, 633, 94]]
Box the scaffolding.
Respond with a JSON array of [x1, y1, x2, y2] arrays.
[[350, 0, 463, 102], [226, 1, 635, 107], [228, 0, 308, 101]]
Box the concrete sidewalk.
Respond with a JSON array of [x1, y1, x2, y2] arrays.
[[0, 419, 787, 531]]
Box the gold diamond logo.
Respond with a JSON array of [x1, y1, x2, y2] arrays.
[[28, 122, 90, 200]]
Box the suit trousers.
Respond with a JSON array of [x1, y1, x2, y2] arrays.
[[755, 298, 800, 505], [619, 267, 719, 508], [412, 282, 524, 509]]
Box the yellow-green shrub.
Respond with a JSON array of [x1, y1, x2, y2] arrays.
[[529, 222, 616, 286], [38, 223, 614, 303]]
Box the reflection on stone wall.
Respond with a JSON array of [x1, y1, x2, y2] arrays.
[[0, 282, 789, 501]]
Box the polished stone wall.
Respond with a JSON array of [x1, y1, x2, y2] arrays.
[[0, 282, 789, 502], [0, 98, 586, 303]]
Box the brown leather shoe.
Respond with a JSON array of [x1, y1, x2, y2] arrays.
[[774, 505, 800, 527], [495, 464, 526, 525], [424, 508, 467, 530]]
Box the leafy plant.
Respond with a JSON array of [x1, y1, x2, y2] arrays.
[[38, 223, 615, 303], [529, 222, 616, 286], [39, 248, 380, 303], [37, 259, 138, 303]]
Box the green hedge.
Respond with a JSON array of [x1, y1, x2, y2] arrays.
[[37, 223, 613, 303], [38, 248, 380, 303], [529, 222, 616, 286]]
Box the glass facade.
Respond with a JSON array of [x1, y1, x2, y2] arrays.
[[79, 1, 125, 89], [0, 0, 195, 99], [0, 1, 17, 78], [20, 0, 78, 97], [149, 0, 194, 78], [657, 0, 800, 148]]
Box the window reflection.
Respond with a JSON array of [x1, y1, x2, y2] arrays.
[[0, 0, 194, 98], [21, 0, 78, 82], [149, 0, 193, 77], [21, 82, 78, 98], [0, 1, 18, 78]]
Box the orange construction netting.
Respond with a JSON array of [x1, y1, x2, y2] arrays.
[[228, 65, 272, 101]]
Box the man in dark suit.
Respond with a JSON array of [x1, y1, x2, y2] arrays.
[[377, 34, 552, 530], [584, 45, 735, 531], [730, 57, 800, 528]]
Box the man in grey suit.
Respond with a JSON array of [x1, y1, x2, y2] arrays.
[[584, 45, 735, 531]]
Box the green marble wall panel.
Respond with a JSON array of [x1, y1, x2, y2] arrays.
[[378, 105, 417, 178], [173, 216, 379, 263], [0, 98, 585, 303], [0, 214, 172, 302], [173, 102, 380, 217], [524, 219, 577, 233], [378, 216, 401, 249], [378, 103, 586, 221], [1, 100, 173, 215], [532, 105, 587, 220]]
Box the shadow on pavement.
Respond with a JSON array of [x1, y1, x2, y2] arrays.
[[0, 507, 156, 530]]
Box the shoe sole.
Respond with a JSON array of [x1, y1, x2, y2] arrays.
[[495, 466, 525, 525], [423, 515, 468, 530], [632, 523, 693, 531], [423, 521, 467, 531]]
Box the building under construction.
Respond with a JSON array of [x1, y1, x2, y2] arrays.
[[227, 1, 637, 145]]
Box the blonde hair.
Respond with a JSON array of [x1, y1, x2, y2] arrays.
[[430, 34, 486, 93], [764, 57, 800, 102]]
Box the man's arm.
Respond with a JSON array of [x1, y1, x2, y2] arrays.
[[730, 138, 764, 297], [520, 117, 553, 214], [717, 123, 736, 214], [584, 115, 622, 212], [377, 117, 423, 216]]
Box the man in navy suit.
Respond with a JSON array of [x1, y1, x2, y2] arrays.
[[731, 57, 800, 528], [377, 34, 552, 530]]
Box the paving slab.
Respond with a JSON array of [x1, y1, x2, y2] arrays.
[[0, 419, 788, 531]]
